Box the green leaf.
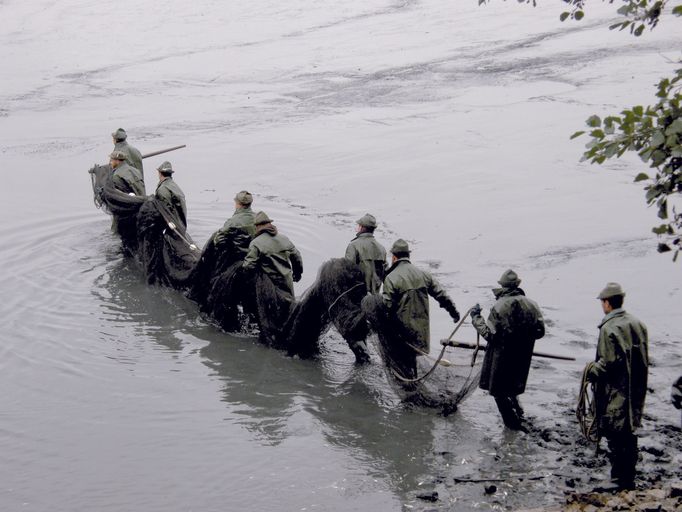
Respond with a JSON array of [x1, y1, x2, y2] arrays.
[[672, 6, 682, 16], [653, 225, 669, 235], [651, 130, 665, 147], [634, 24, 645, 37], [634, 172, 650, 182], [570, 130, 585, 140], [559, 11, 570, 22], [657, 243, 672, 253], [574, 10, 584, 21], [586, 115, 602, 128], [632, 105, 644, 117]]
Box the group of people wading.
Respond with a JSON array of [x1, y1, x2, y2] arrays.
[[94, 129, 655, 492]]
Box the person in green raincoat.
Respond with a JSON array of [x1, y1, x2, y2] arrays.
[[469, 269, 545, 432], [243, 211, 303, 297], [213, 190, 256, 256], [110, 150, 145, 197], [381, 239, 460, 378], [154, 161, 187, 229], [345, 213, 387, 294], [112, 128, 144, 181], [587, 282, 648, 490]]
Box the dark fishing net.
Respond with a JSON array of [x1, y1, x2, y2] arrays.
[[362, 295, 482, 413], [89, 163, 145, 251], [135, 199, 201, 288], [284, 258, 369, 359]]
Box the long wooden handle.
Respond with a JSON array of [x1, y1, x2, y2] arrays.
[[441, 339, 576, 361]]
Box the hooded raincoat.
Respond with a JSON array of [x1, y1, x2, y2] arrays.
[[243, 225, 303, 296], [382, 258, 459, 351], [590, 308, 648, 434], [155, 176, 187, 229], [345, 232, 387, 294], [114, 140, 144, 177], [472, 287, 545, 396]]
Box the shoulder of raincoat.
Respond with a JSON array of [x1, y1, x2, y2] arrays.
[[344, 233, 387, 294], [114, 141, 144, 175], [155, 177, 187, 229], [591, 309, 649, 434], [472, 288, 545, 396], [112, 162, 146, 197], [243, 227, 302, 296], [382, 258, 457, 351], [214, 207, 256, 252]]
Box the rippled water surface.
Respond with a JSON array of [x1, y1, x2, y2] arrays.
[[1, 1, 681, 511]]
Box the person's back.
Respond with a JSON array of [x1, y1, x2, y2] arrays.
[[155, 170, 187, 229], [383, 240, 459, 352], [344, 214, 387, 294], [244, 212, 303, 296], [112, 161, 145, 196], [595, 308, 648, 432], [112, 128, 144, 178]]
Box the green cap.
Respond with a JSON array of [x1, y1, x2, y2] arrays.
[[497, 269, 521, 288], [597, 282, 625, 300], [254, 211, 273, 225], [157, 161, 174, 175], [111, 128, 127, 141], [357, 213, 377, 229], [390, 238, 410, 255], [235, 190, 253, 206], [109, 150, 126, 161]]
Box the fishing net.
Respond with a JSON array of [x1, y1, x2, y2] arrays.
[[136, 199, 201, 287], [284, 258, 369, 359], [362, 295, 482, 412], [89, 166, 477, 408], [89, 163, 145, 251]]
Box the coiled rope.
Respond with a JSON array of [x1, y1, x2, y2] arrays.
[[576, 363, 599, 444]]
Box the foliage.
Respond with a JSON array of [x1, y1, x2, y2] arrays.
[[479, 1, 682, 260]]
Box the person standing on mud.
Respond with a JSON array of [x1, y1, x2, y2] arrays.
[[243, 211, 303, 297], [112, 128, 144, 181], [213, 190, 256, 256], [586, 282, 648, 490], [469, 269, 545, 432], [345, 213, 387, 294], [381, 239, 460, 378], [154, 161, 187, 230]]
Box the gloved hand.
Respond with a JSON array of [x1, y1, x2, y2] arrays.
[[470, 303, 482, 319], [293, 272, 302, 283], [450, 307, 460, 324]]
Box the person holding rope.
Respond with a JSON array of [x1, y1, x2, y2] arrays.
[[154, 161, 187, 230], [345, 213, 387, 294], [381, 239, 460, 379], [470, 269, 545, 432], [586, 282, 648, 491]]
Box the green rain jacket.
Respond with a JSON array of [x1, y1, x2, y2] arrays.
[[243, 225, 303, 296], [114, 141, 144, 177], [155, 177, 187, 228], [590, 309, 648, 434], [345, 233, 387, 294], [382, 258, 459, 351], [112, 162, 145, 197], [472, 287, 545, 396], [213, 207, 256, 254]]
